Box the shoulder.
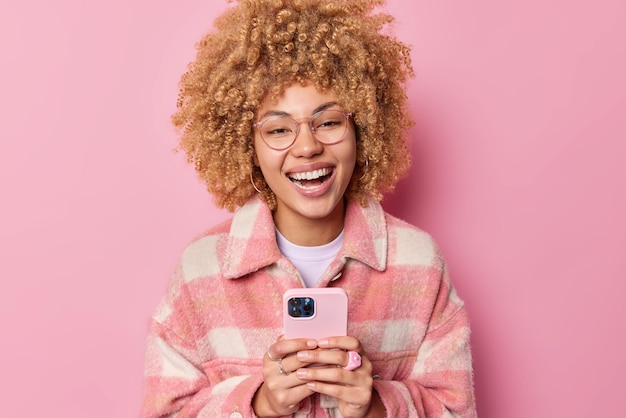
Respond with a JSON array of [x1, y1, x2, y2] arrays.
[[179, 196, 264, 262], [383, 210, 443, 270], [176, 197, 276, 281], [175, 217, 234, 282], [186, 216, 234, 249]]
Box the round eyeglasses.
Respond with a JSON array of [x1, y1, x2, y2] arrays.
[[253, 109, 353, 151]]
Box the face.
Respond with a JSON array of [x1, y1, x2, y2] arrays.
[[253, 83, 357, 245]]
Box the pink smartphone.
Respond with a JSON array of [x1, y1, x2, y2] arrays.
[[283, 288, 348, 340]]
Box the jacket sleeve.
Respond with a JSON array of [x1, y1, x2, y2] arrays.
[[373, 262, 476, 417], [139, 263, 264, 417]]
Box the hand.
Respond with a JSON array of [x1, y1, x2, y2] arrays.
[[253, 337, 319, 417], [293, 336, 383, 418]]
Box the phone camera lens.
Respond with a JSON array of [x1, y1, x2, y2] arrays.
[[290, 306, 301, 317], [288, 296, 315, 317]]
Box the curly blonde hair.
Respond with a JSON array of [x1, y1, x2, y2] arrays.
[[173, 0, 414, 211]]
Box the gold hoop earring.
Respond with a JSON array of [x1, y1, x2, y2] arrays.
[[360, 159, 369, 180], [250, 172, 262, 193]]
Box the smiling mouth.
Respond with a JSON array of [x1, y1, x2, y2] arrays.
[[288, 167, 333, 189]]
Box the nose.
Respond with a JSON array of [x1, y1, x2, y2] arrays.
[[291, 120, 324, 157]]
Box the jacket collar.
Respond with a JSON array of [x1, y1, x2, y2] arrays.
[[222, 196, 387, 279]]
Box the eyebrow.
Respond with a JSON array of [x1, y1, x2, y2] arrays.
[[258, 101, 339, 120]]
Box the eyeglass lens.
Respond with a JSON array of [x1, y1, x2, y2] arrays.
[[257, 109, 349, 150]]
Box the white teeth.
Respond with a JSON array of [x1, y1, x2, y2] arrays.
[[289, 168, 331, 181]]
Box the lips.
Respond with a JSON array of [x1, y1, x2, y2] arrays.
[[288, 167, 333, 190]]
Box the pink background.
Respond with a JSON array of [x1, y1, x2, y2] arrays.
[[1, 0, 624, 416]]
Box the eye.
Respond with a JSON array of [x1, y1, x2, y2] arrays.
[[317, 119, 341, 129], [313, 111, 345, 131], [266, 127, 292, 136], [262, 117, 296, 137]]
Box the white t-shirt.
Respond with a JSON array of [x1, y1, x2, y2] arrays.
[[275, 228, 344, 287]]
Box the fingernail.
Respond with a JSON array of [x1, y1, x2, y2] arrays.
[[318, 339, 329, 347], [306, 340, 317, 348], [297, 351, 309, 360], [296, 369, 310, 378]]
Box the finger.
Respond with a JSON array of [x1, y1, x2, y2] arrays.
[[296, 347, 345, 367], [275, 352, 320, 377], [296, 356, 372, 386], [266, 349, 281, 361], [317, 336, 361, 351], [296, 347, 362, 369], [262, 354, 308, 391], [277, 358, 290, 376], [270, 338, 318, 360], [296, 364, 354, 385], [305, 380, 372, 408]]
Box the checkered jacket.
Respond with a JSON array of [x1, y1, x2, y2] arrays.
[[141, 197, 476, 417]]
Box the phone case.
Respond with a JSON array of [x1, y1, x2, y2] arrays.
[[283, 288, 348, 340]]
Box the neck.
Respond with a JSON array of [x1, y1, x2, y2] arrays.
[[274, 201, 346, 246]]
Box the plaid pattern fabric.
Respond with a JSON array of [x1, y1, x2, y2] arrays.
[[141, 197, 476, 417]]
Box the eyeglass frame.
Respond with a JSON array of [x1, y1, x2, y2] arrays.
[[252, 109, 353, 151]]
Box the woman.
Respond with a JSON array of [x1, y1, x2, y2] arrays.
[[141, 0, 476, 417]]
